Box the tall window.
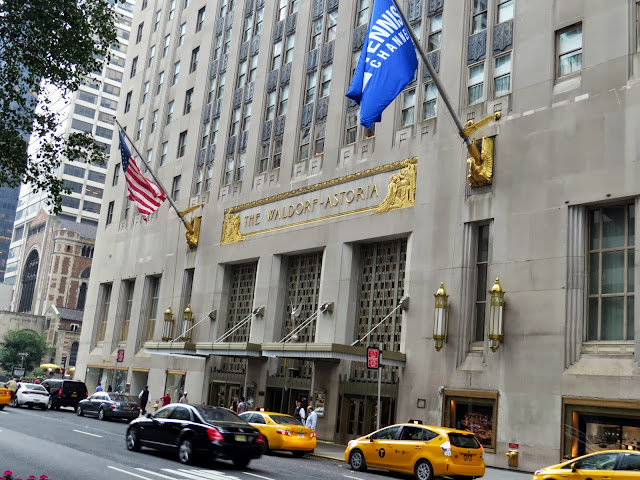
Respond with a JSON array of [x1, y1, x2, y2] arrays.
[[106, 201, 114, 225], [124, 91, 132, 113], [497, 0, 514, 23], [177, 131, 187, 157], [401, 88, 415, 127], [587, 204, 635, 341], [156, 71, 164, 95], [196, 7, 206, 32], [468, 63, 484, 105], [160, 141, 168, 166], [173, 61, 180, 85], [17, 250, 39, 313], [145, 276, 161, 342], [423, 82, 437, 119], [356, 0, 371, 27], [167, 100, 174, 124], [190, 47, 200, 73], [471, 0, 487, 34], [171, 175, 181, 200], [148, 45, 155, 67], [120, 280, 135, 343], [493, 53, 511, 97], [151, 110, 158, 132], [473, 225, 490, 343], [97, 283, 112, 342], [136, 23, 144, 43], [557, 24, 582, 77], [142, 81, 149, 104], [136, 118, 144, 140], [154, 10, 161, 31], [179, 23, 187, 45], [184, 88, 194, 114], [427, 13, 442, 52], [130, 56, 138, 78], [163, 35, 171, 57]]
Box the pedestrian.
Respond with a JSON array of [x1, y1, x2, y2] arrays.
[[107, 385, 113, 392], [305, 406, 318, 431], [139, 385, 150, 415], [179, 392, 188, 404], [161, 392, 171, 406], [34, 377, 41, 385], [95, 382, 103, 392], [230, 400, 238, 413], [5, 377, 18, 403], [293, 398, 306, 423], [237, 396, 247, 414]]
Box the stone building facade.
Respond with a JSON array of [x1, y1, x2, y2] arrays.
[[76, 0, 640, 472]]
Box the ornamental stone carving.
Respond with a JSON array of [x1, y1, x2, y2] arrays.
[[422, 50, 440, 82], [286, 13, 297, 35], [220, 53, 228, 73], [233, 88, 243, 108], [273, 20, 284, 41], [209, 59, 218, 78], [262, 120, 273, 142], [207, 145, 216, 164], [353, 25, 368, 51], [280, 63, 291, 86], [493, 19, 513, 54], [267, 70, 279, 92], [467, 31, 486, 65], [226, 11, 234, 30], [239, 131, 248, 152], [274, 115, 286, 137], [307, 49, 319, 72], [408, 0, 422, 22], [203, 103, 212, 123], [197, 148, 206, 167], [244, 0, 254, 17], [313, 0, 325, 19], [215, 18, 224, 36], [301, 103, 314, 128], [239, 42, 249, 61], [245, 82, 254, 102], [227, 136, 237, 156], [213, 98, 222, 118], [321, 42, 334, 66], [428, 0, 444, 15], [316, 97, 329, 121], [327, 0, 339, 12], [221, 213, 244, 245], [250, 35, 261, 56]]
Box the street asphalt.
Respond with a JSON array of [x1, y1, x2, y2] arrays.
[[0, 406, 532, 480]]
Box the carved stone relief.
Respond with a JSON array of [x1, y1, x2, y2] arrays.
[[244, 0, 254, 17], [307, 49, 319, 72], [239, 131, 248, 152], [422, 50, 440, 82], [273, 20, 284, 42], [207, 145, 216, 165], [493, 19, 513, 54], [227, 136, 237, 156], [216, 18, 224, 36], [262, 120, 273, 142], [245, 82, 254, 102], [209, 59, 218, 78], [408, 0, 423, 22], [213, 98, 222, 118], [353, 25, 368, 51], [327, 0, 338, 12], [197, 148, 206, 167], [226, 11, 234, 30], [250, 35, 261, 56], [316, 97, 329, 121], [313, 0, 325, 19], [239, 42, 249, 62], [280, 63, 292, 86], [274, 115, 286, 137], [468, 31, 487, 65], [301, 103, 314, 128], [267, 70, 279, 92], [428, 0, 444, 15], [256, 0, 264, 8], [233, 88, 243, 108], [321, 42, 334, 66], [286, 13, 297, 35], [220, 53, 228, 73], [203, 103, 212, 123]]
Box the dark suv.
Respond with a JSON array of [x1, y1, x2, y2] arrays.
[[41, 379, 88, 410]]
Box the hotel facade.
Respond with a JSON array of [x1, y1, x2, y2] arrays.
[[76, 0, 640, 472]]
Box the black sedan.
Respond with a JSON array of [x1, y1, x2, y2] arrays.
[[126, 404, 264, 467], [76, 392, 140, 421]]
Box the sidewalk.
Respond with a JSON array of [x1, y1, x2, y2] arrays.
[[311, 441, 532, 478]]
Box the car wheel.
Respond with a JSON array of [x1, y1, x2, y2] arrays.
[[98, 408, 107, 421], [11, 398, 19, 408], [262, 437, 270, 454], [349, 449, 367, 472], [76, 405, 84, 416], [292, 451, 306, 458], [414, 459, 434, 480], [178, 438, 194, 465], [126, 428, 141, 452], [232, 457, 251, 468], [0, 405, 4, 410]]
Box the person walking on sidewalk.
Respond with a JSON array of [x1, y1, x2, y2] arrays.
[[305, 406, 318, 431], [161, 392, 171, 406], [293, 398, 306, 423], [139, 385, 150, 414], [237, 396, 247, 414], [179, 392, 188, 404]]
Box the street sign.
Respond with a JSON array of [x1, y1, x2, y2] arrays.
[[367, 347, 380, 369], [117, 349, 125, 363], [12, 367, 25, 378], [18, 352, 29, 357]]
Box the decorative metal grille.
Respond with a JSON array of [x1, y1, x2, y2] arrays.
[[221, 262, 257, 373], [352, 239, 407, 382], [277, 251, 323, 377]]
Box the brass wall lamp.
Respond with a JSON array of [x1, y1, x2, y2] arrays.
[[488, 278, 505, 352], [162, 306, 174, 341], [433, 283, 449, 351]]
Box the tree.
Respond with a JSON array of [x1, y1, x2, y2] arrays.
[[0, 329, 49, 374], [0, 0, 121, 211]]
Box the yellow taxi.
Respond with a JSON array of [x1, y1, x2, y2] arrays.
[[532, 450, 640, 479], [0, 386, 10, 410], [345, 422, 485, 480], [239, 410, 317, 456]]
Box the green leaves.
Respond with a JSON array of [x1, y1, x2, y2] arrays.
[[0, 0, 121, 211], [0, 330, 49, 374]]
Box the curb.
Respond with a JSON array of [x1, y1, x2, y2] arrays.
[[310, 453, 344, 462]]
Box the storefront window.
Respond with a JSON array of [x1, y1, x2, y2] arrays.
[[563, 398, 640, 459], [443, 390, 498, 451], [165, 371, 186, 403]]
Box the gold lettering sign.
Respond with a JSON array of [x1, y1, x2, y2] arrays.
[[220, 157, 417, 245]]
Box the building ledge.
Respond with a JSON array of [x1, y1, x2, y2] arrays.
[[195, 342, 262, 357], [261, 342, 406, 367]]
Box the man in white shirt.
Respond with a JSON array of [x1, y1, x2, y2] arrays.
[[305, 406, 318, 431], [294, 398, 306, 423]]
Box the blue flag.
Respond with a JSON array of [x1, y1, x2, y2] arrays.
[[346, 0, 418, 128]]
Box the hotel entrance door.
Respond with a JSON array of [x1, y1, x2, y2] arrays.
[[340, 395, 395, 443]]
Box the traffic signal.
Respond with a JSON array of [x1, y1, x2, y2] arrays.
[[60, 368, 65, 376]]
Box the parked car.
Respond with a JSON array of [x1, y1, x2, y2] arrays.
[[0, 386, 11, 410], [11, 383, 49, 410], [239, 410, 316, 456], [344, 422, 485, 480], [532, 450, 640, 479], [41, 379, 88, 410], [126, 404, 264, 467], [76, 392, 140, 421]]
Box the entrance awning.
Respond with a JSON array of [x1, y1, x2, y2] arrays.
[[144, 341, 206, 358], [196, 342, 262, 357], [261, 342, 406, 367]]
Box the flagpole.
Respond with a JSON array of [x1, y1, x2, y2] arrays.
[[113, 117, 191, 229], [391, 1, 475, 150]]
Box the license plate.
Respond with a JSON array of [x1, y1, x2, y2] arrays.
[[298, 433, 305, 438], [234, 435, 247, 442], [71, 393, 77, 397], [124, 406, 131, 410], [464, 454, 472, 462]]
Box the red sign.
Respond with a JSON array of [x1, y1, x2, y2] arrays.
[[367, 347, 380, 369], [117, 349, 125, 363], [508, 443, 519, 450]]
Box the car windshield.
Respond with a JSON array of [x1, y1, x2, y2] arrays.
[[23, 384, 46, 391], [448, 433, 481, 449], [110, 394, 137, 402], [269, 414, 303, 426], [196, 406, 246, 424]]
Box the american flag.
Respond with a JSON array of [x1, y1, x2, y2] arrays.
[[119, 132, 166, 216]]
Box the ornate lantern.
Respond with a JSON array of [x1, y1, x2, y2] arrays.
[[433, 283, 449, 351]]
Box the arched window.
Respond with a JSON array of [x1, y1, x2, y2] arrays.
[[80, 267, 91, 278], [77, 283, 88, 310], [69, 342, 79, 367], [18, 250, 39, 312]]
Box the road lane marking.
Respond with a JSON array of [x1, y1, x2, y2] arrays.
[[0, 411, 9, 415], [108, 466, 153, 479], [161, 470, 215, 480], [135, 469, 177, 479], [343, 476, 364, 480], [243, 473, 275, 480], [176, 471, 233, 480], [72, 429, 103, 438]]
